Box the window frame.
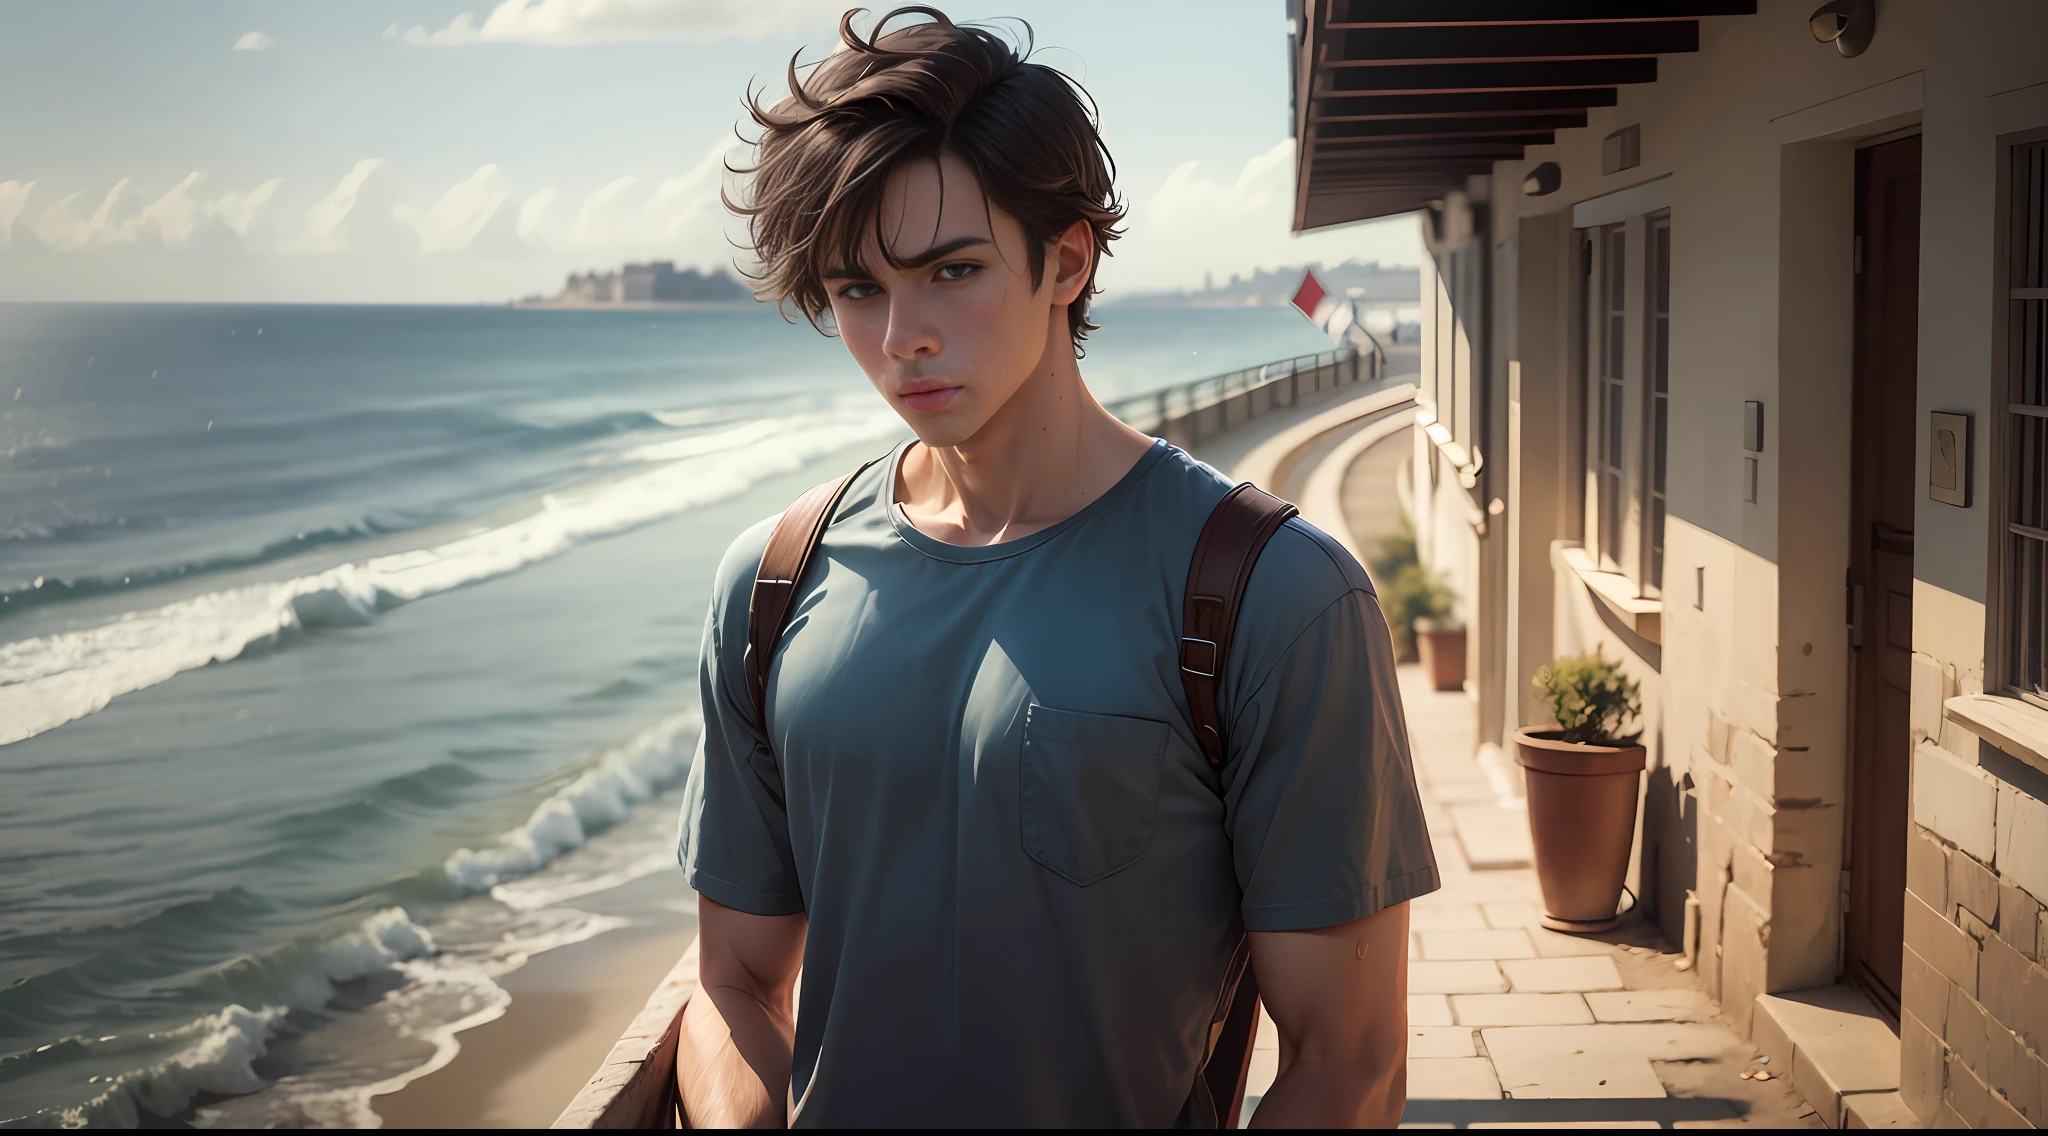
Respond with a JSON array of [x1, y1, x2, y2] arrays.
[[1643, 213, 1672, 599], [1577, 213, 1667, 597], [1990, 127, 2048, 709]]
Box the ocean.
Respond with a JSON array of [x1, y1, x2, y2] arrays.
[[0, 301, 1342, 1126]]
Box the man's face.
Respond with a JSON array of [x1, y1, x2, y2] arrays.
[[823, 153, 1074, 448]]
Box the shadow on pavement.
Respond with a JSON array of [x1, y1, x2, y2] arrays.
[[1400, 1095, 1746, 1127]]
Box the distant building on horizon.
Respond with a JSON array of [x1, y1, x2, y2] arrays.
[[1106, 259, 1418, 310], [556, 261, 750, 305]]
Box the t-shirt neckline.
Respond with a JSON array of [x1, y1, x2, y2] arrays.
[[884, 438, 1170, 564]]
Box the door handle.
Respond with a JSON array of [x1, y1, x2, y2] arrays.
[[1847, 568, 1863, 649]]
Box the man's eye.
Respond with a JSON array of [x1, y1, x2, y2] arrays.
[[837, 282, 880, 300], [936, 262, 978, 281]]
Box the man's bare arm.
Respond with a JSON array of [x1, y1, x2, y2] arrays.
[[676, 895, 806, 1128], [1245, 901, 1411, 1128]]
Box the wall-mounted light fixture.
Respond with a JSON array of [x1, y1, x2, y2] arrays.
[[1423, 190, 1477, 253], [1809, 0, 1875, 57], [1523, 161, 1562, 197]]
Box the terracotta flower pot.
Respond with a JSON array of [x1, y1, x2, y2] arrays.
[[1514, 727, 1646, 933], [1414, 623, 1466, 692]]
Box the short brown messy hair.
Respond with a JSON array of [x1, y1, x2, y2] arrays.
[[728, 6, 1124, 350]]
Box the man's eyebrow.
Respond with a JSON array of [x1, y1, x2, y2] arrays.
[[824, 236, 994, 279]]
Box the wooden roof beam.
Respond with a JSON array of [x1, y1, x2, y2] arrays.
[[1326, 0, 1756, 28], [1311, 87, 1618, 122], [1315, 113, 1584, 140], [1306, 135, 1547, 157], [1326, 21, 1697, 65], [1320, 57, 1656, 94]]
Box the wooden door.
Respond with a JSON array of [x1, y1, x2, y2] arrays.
[[1846, 134, 1921, 1017]]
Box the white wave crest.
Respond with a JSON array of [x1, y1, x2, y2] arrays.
[[312, 907, 437, 988], [0, 408, 902, 746], [444, 710, 700, 893], [59, 1003, 288, 1128]]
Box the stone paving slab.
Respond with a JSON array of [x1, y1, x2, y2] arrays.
[[1418, 929, 1539, 960], [1483, 1027, 1669, 1099], [1408, 1026, 1479, 1058], [1449, 801, 1535, 869], [1482, 901, 1543, 928], [1409, 993, 1454, 1026], [1409, 960, 1508, 994], [1502, 956, 1626, 993], [1407, 1057, 1503, 1100], [1452, 993, 1596, 1027], [1586, 989, 1714, 1022], [1410, 902, 1491, 930]]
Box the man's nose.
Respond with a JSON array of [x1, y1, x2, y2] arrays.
[[880, 293, 941, 360]]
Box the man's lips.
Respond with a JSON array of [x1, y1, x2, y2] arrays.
[[895, 383, 963, 412]]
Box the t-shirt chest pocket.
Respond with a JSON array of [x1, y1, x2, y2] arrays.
[[1019, 704, 1171, 886]]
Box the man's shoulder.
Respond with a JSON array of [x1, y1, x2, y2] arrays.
[[1259, 517, 1377, 601], [1143, 446, 1374, 605], [710, 457, 896, 619]]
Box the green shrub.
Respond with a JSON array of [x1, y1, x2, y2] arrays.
[[1532, 650, 1641, 746], [1370, 514, 1418, 582], [1381, 561, 1458, 661]]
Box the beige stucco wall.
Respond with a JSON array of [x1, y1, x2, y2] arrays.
[[1410, 1, 2048, 1122]]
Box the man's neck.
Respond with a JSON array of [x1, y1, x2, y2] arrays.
[[896, 325, 1155, 547]]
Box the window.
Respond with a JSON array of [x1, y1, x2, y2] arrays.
[[1578, 213, 1670, 595], [1596, 224, 1628, 571], [1646, 216, 1671, 595], [2001, 138, 2048, 705]]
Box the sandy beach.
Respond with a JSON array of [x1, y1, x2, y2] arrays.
[[375, 867, 698, 1128]]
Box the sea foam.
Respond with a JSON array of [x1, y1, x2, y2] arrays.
[[0, 408, 901, 745], [443, 710, 700, 893], [48, 906, 440, 1128]]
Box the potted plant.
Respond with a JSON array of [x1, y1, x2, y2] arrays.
[[1517, 651, 1645, 933], [1396, 566, 1463, 691]]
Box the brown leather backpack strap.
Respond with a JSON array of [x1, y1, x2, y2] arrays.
[[1179, 482, 1296, 1128], [1181, 482, 1299, 768], [745, 462, 875, 727]]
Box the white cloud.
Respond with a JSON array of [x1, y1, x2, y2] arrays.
[[516, 187, 563, 247], [1106, 138, 1421, 295], [0, 181, 37, 246], [415, 164, 512, 254], [566, 176, 642, 247], [286, 159, 416, 256], [550, 138, 746, 257], [395, 0, 846, 46], [7, 173, 287, 252], [233, 30, 277, 51], [211, 179, 283, 237]]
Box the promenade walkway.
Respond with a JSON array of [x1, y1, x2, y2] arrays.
[[1187, 366, 1828, 1129]]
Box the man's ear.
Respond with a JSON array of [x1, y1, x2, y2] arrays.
[[1046, 219, 1094, 307]]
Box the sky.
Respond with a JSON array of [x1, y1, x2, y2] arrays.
[[0, 0, 1421, 304]]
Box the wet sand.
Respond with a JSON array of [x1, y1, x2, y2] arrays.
[[375, 871, 697, 1128]]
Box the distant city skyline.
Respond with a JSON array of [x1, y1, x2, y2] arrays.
[[0, 1, 1420, 303]]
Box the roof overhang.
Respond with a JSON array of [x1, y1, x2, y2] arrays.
[[1288, 0, 1757, 230]]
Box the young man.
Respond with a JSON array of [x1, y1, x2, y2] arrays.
[[677, 8, 1436, 1128]]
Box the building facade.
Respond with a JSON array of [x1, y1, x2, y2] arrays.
[[1290, 1, 2048, 1125]]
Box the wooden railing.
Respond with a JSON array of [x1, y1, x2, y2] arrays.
[[551, 940, 697, 1128], [1101, 335, 1380, 449]]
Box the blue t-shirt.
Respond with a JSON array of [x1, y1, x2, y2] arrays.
[[680, 439, 1437, 1127]]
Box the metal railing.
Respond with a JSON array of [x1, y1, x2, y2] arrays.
[[1102, 334, 1384, 450]]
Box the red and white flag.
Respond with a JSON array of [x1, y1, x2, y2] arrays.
[[1290, 268, 1356, 344]]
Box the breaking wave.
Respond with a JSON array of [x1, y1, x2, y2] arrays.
[[444, 711, 700, 893], [0, 407, 900, 746], [35, 907, 439, 1128]]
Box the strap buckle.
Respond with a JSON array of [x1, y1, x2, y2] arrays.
[[1180, 637, 1220, 679]]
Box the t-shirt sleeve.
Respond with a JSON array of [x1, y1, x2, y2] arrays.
[[1224, 571, 1440, 933], [678, 518, 806, 917]]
